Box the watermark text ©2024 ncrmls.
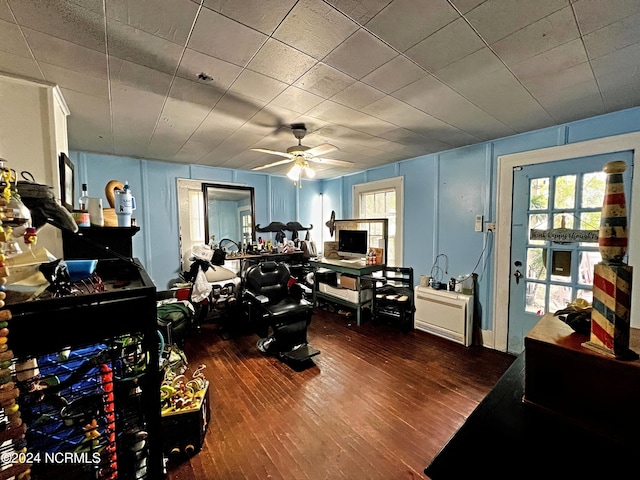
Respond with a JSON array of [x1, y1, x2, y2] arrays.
[[1, 451, 101, 465]]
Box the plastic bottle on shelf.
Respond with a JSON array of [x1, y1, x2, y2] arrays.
[[115, 181, 136, 227]]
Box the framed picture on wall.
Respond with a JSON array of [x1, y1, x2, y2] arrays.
[[59, 152, 74, 212]]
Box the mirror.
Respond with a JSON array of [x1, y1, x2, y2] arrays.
[[203, 183, 255, 250]]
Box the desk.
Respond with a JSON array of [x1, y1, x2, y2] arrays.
[[309, 259, 384, 326]]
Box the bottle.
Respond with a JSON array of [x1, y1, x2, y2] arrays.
[[78, 183, 89, 211], [115, 181, 136, 227]]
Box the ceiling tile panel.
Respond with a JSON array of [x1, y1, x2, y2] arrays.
[[293, 63, 355, 98], [188, 7, 267, 67], [228, 69, 288, 103], [106, 0, 199, 45], [270, 86, 325, 114], [0, 50, 43, 79], [536, 79, 605, 123], [573, 0, 640, 34], [109, 57, 174, 98], [362, 95, 476, 147], [491, 6, 580, 65], [106, 20, 185, 75], [591, 42, 640, 110], [63, 89, 113, 153], [202, 0, 296, 34], [324, 0, 391, 25], [406, 17, 484, 72], [365, 0, 459, 52], [174, 119, 236, 162], [176, 48, 242, 90], [246, 38, 317, 84], [7, 0, 106, 52], [323, 29, 398, 79], [361, 55, 428, 94], [465, 0, 568, 44], [273, 0, 359, 59], [159, 77, 221, 128], [583, 11, 640, 59], [393, 75, 513, 140], [242, 105, 301, 135], [210, 91, 266, 130], [0, 19, 32, 58], [522, 61, 595, 97], [449, 0, 486, 14], [23, 28, 108, 80], [330, 81, 386, 109], [0, 1, 14, 22], [40, 63, 109, 99], [510, 39, 589, 87]]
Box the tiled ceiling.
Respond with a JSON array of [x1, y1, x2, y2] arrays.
[[1, 0, 639, 179]]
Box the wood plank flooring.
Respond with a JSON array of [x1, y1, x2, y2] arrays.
[[166, 309, 515, 480]]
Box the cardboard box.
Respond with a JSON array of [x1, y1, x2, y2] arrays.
[[338, 275, 357, 290], [319, 282, 373, 304], [337, 275, 372, 290], [371, 247, 384, 265], [162, 382, 210, 458], [323, 241, 340, 259]]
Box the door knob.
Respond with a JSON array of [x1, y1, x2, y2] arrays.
[[513, 270, 522, 284]]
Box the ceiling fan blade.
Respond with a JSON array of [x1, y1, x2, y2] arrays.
[[251, 148, 292, 158], [305, 143, 338, 157], [251, 158, 294, 171], [308, 157, 354, 168]]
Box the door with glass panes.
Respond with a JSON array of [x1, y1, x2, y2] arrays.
[[507, 151, 633, 354]]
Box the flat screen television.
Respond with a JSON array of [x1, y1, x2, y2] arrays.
[[338, 230, 368, 259]]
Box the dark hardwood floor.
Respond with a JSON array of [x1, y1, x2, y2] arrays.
[[166, 308, 515, 480]]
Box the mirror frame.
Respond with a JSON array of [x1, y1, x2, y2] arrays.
[[202, 183, 255, 248]]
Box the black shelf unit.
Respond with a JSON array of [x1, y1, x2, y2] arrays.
[[62, 226, 140, 260], [364, 267, 415, 331], [6, 258, 163, 479]]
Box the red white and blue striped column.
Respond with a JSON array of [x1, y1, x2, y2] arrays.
[[587, 160, 637, 359]]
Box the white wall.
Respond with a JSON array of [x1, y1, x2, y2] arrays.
[[0, 73, 69, 256]]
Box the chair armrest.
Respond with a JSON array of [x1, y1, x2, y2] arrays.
[[244, 289, 269, 304], [290, 282, 311, 300]]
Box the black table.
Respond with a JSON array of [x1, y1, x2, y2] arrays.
[[424, 353, 640, 479]]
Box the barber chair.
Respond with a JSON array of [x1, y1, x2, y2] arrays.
[[243, 261, 320, 363]]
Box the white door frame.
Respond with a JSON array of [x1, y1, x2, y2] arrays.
[[493, 132, 640, 352]]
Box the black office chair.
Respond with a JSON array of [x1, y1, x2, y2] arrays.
[[243, 261, 320, 363]]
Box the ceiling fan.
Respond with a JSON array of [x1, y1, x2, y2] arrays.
[[251, 124, 354, 180]]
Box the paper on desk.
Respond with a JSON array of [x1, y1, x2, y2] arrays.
[[5, 247, 53, 287], [5, 247, 55, 267]]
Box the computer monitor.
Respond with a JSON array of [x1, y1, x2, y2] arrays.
[[338, 230, 368, 259]]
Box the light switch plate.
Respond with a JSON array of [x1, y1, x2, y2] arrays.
[[475, 215, 483, 232]]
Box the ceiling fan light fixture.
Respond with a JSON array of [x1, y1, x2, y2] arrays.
[[304, 164, 315, 178], [287, 163, 301, 181]]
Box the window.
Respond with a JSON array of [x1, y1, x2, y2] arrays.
[[353, 177, 404, 266], [177, 178, 206, 270], [189, 189, 205, 243], [239, 206, 252, 245]]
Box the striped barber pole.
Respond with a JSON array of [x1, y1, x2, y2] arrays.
[[587, 160, 637, 359], [598, 160, 628, 264], [590, 263, 632, 357]]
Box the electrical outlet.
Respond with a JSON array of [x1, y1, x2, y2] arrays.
[[486, 222, 496, 232], [475, 215, 483, 232]]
